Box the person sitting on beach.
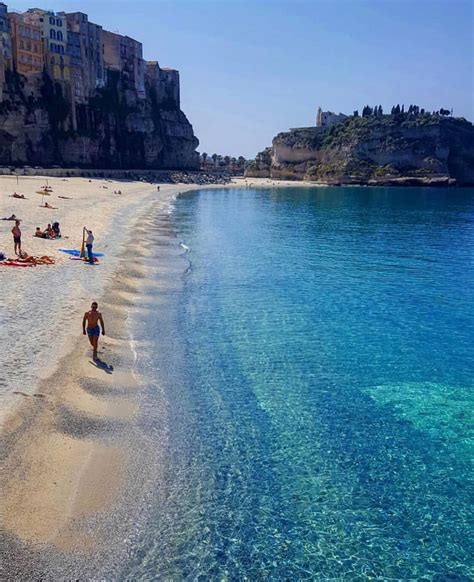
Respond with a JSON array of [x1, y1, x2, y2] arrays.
[[44, 224, 55, 238], [35, 227, 45, 238], [82, 301, 105, 360], [52, 222, 61, 237]]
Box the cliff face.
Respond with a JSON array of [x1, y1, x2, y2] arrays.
[[0, 70, 199, 169], [245, 115, 474, 186]]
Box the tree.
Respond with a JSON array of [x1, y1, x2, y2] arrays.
[[401, 104, 405, 114], [353, 110, 359, 117], [224, 155, 231, 167], [202, 152, 208, 167], [420, 108, 425, 115], [211, 153, 218, 166]]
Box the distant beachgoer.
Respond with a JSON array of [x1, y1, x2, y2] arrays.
[[85, 228, 94, 263], [157, 186, 160, 191], [82, 301, 105, 360], [42, 202, 57, 209], [11, 193, 25, 199], [2, 214, 17, 221], [12, 220, 22, 255], [35, 227, 45, 238]]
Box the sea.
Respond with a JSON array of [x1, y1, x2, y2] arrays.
[[123, 186, 473, 580]]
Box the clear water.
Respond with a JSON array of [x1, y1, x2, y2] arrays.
[[125, 187, 473, 580]]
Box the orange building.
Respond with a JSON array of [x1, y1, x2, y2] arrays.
[[8, 13, 43, 75]]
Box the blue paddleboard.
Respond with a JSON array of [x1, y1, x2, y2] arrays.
[[59, 248, 105, 257]]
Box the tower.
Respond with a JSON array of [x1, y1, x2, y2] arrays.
[[316, 107, 322, 127]]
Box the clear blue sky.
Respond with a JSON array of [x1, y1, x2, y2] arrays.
[[10, 0, 474, 158]]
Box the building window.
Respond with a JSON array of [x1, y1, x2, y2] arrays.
[[50, 29, 56, 40], [49, 17, 55, 25], [57, 30, 63, 41], [57, 19, 62, 27]]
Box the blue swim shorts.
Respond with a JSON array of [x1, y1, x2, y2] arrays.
[[87, 325, 100, 337]]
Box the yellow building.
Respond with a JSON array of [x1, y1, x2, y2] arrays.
[[23, 8, 69, 82], [8, 13, 43, 76]]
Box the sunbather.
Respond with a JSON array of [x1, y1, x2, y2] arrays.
[[2, 214, 17, 221], [10, 193, 26, 199], [41, 202, 57, 209]]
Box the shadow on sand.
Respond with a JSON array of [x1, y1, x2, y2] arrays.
[[89, 357, 114, 374]]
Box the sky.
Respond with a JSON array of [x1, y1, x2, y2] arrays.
[[9, 0, 474, 158]]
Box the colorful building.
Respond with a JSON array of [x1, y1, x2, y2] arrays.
[[65, 12, 105, 97], [8, 12, 43, 76], [23, 8, 69, 82], [102, 30, 145, 98]]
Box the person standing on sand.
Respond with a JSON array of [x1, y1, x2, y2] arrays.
[[12, 220, 21, 256], [82, 302, 105, 360], [85, 228, 94, 263]]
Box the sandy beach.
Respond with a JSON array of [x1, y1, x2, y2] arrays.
[[0, 174, 309, 578]]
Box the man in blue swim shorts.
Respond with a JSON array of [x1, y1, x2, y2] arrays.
[[82, 301, 105, 360]]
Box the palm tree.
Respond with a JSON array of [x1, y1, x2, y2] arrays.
[[211, 153, 218, 167], [201, 152, 208, 169]]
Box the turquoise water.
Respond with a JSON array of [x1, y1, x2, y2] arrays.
[[125, 187, 473, 580]]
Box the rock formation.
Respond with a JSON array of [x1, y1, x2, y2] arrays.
[[0, 68, 199, 169], [245, 115, 474, 186]]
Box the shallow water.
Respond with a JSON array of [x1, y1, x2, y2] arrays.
[[124, 186, 473, 580]]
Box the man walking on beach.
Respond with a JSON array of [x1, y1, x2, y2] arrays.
[[85, 228, 94, 263], [82, 301, 105, 360], [12, 219, 21, 256]]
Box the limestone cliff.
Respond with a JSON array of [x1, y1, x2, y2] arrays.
[[245, 115, 474, 186], [0, 69, 199, 169]]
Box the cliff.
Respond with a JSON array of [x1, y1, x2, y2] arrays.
[[0, 69, 199, 169], [245, 115, 474, 186]]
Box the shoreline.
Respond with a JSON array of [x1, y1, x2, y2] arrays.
[[0, 175, 311, 578]]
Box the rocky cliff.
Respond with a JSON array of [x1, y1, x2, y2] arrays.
[[245, 115, 474, 186], [0, 69, 199, 169]]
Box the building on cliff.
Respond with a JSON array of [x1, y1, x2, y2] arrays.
[[102, 30, 145, 99], [0, 3, 199, 170], [316, 107, 348, 128], [146, 61, 180, 109], [8, 12, 43, 76], [65, 12, 105, 98], [22, 8, 70, 82], [0, 3, 12, 92]]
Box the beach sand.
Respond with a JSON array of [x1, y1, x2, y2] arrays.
[[0, 175, 310, 578]]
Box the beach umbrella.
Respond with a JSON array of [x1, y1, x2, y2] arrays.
[[36, 189, 51, 205]]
